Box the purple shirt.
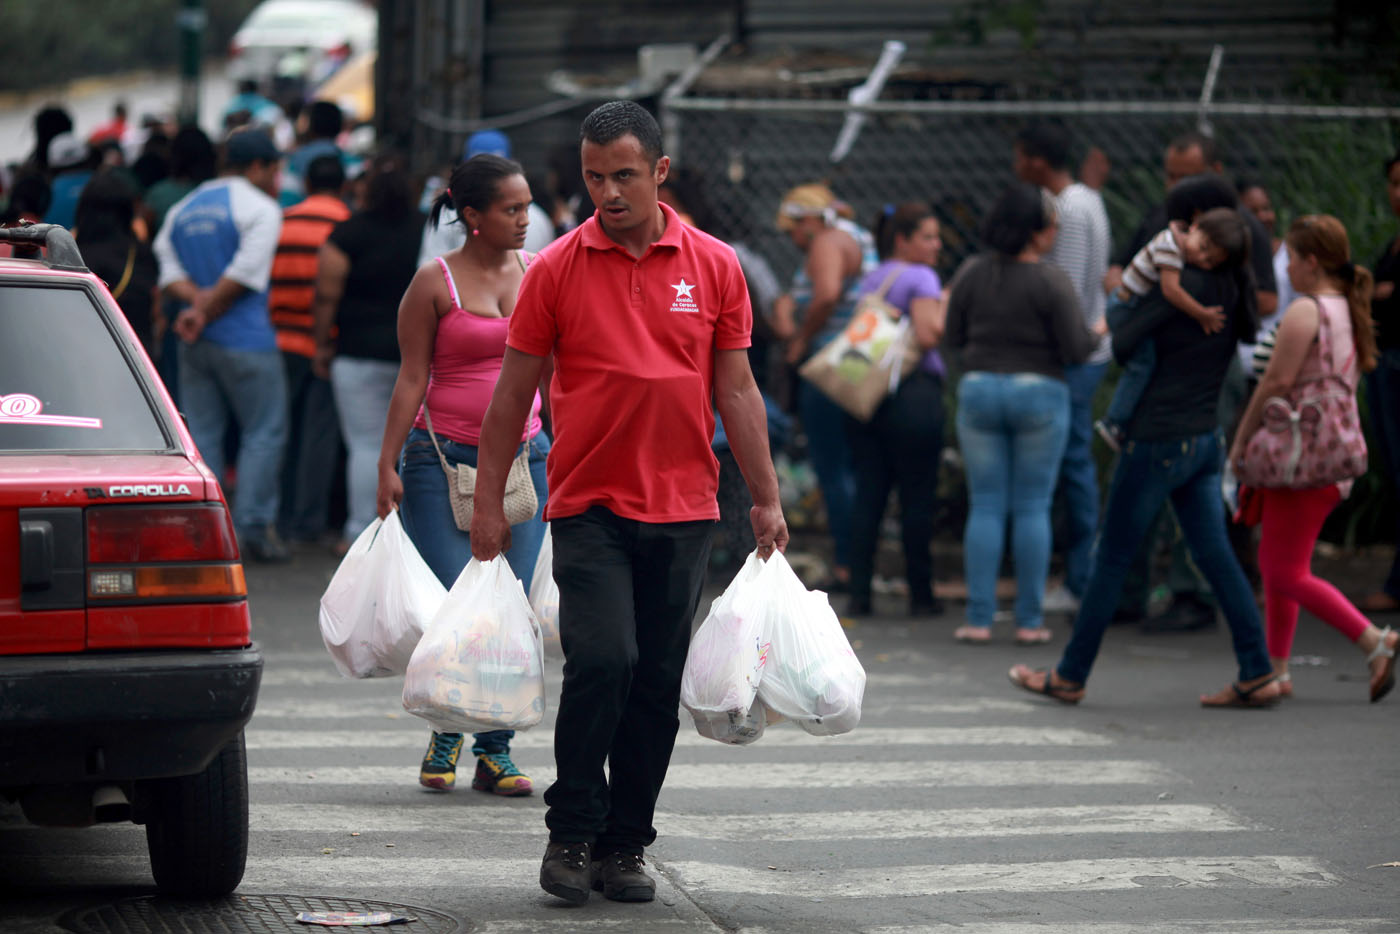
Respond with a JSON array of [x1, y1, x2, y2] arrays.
[[857, 260, 945, 377]]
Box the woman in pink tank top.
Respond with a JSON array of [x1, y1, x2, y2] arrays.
[[1230, 214, 1397, 703], [375, 153, 550, 796]]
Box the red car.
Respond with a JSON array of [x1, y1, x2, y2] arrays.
[[0, 224, 262, 896]]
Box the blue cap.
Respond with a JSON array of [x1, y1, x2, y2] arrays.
[[464, 129, 511, 160], [225, 128, 280, 166]]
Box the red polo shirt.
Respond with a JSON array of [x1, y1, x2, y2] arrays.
[[507, 202, 752, 523]]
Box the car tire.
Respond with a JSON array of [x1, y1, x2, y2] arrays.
[[142, 731, 249, 897]]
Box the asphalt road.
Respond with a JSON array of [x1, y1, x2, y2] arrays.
[[2, 547, 1398, 933]]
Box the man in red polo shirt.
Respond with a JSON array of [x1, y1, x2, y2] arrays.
[[469, 100, 787, 905]]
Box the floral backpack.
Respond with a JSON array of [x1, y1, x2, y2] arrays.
[[1235, 295, 1367, 489]]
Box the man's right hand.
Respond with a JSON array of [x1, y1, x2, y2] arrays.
[[469, 500, 512, 561], [750, 502, 788, 559], [172, 306, 206, 344]]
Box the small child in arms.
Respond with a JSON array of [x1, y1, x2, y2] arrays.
[[1095, 206, 1250, 450]]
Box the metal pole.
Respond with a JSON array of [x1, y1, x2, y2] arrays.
[[660, 32, 733, 162], [830, 39, 906, 164], [1197, 44, 1225, 137], [176, 0, 206, 126]]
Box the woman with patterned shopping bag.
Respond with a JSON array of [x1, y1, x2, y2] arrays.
[[1228, 214, 1397, 702], [375, 154, 551, 795]]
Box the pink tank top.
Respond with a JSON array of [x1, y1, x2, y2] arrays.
[[412, 255, 543, 446]]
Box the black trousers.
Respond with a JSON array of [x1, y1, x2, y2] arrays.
[[846, 370, 946, 606], [545, 506, 714, 854]]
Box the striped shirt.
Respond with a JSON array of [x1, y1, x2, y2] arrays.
[[1121, 226, 1184, 297], [1045, 183, 1112, 364], [268, 193, 351, 358]]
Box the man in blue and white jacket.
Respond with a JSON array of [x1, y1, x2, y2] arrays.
[[156, 128, 289, 561]]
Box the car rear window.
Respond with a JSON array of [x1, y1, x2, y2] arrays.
[[0, 283, 170, 452]]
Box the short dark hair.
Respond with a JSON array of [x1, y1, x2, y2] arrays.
[[307, 101, 344, 140], [1165, 173, 1238, 224], [362, 152, 415, 222], [873, 201, 934, 260], [579, 100, 663, 165], [2, 172, 51, 221], [981, 183, 1053, 256], [1235, 174, 1266, 198], [170, 125, 217, 183], [305, 153, 345, 194], [1168, 130, 1219, 167], [74, 170, 137, 244], [431, 152, 525, 230], [1015, 122, 1072, 171], [1385, 149, 1400, 178]]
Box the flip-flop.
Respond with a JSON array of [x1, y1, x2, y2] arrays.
[[1200, 676, 1281, 708], [1015, 627, 1054, 645], [1007, 664, 1084, 705], [1368, 626, 1397, 703], [954, 625, 992, 644]]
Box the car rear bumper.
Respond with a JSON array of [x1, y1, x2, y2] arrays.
[[0, 646, 262, 786]]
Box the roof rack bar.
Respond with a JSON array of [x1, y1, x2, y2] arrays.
[[0, 223, 87, 272]]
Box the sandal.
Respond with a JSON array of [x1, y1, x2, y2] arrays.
[[954, 625, 992, 644], [1007, 663, 1084, 705], [1199, 676, 1281, 709], [1015, 627, 1053, 645], [1368, 626, 1397, 703], [1275, 672, 1293, 699]]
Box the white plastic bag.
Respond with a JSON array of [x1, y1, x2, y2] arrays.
[[318, 518, 389, 678], [755, 551, 866, 736], [527, 525, 562, 657], [402, 556, 546, 734], [371, 510, 447, 675], [680, 552, 774, 745]]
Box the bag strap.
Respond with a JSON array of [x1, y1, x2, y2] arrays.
[[1308, 293, 1357, 390], [436, 256, 462, 309], [418, 405, 457, 477], [109, 245, 137, 300], [871, 263, 906, 301], [516, 250, 530, 272]]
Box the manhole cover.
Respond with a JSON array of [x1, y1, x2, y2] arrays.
[[58, 894, 462, 934]]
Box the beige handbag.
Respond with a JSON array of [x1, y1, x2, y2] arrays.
[[420, 406, 538, 530]]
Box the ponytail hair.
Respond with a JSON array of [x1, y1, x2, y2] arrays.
[[1194, 206, 1257, 338], [1286, 214, 1378, 372], [429, 152, 525, 231], [873, 201, 933, 260]]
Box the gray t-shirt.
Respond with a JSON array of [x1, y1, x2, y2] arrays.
[[944, 253, 1098, 381]]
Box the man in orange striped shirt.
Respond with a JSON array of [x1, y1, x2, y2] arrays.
[[271, 154, 350, 546]]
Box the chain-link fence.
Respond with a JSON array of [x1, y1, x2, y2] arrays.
[[663, 95, 1400, 286]]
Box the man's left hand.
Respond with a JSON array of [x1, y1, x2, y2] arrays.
[[750, 502, 788, 559]]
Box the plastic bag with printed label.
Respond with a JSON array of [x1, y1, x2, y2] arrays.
[[755, 551, 866, 736], [318, 518, 389, 679], [402, 556, 546, 734], [527, 525, 562, 658], [680, 551, 776, 745], [371, 510, 447, 675]]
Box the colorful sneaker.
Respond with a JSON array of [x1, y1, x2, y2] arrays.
[[472, 751, 534, 796], [418, 732, 464, 791]]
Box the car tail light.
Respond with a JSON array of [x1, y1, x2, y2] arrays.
[[326, 42, 351, 60], [86, 505, 245, 603], [229, 39, 244, 57]]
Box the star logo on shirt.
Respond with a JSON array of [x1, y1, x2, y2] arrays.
[[668, 278, 699, 313]]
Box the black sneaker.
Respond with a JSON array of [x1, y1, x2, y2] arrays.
[[540, 841, 592, 905], [1140, 594, 1217, 634], [591, 851, 656, 902], [910, 596, 945, 618], [239, 529, 290, 563]]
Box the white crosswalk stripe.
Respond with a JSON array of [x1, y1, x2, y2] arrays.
[[247, 759, 1175, 789], [241, 802, 1250, 838], [244, 725, 1114, 749]]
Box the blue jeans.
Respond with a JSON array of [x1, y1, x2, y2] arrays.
[[398, 426, 551, 754], [1057, 361, 1107, 596], [1366, 348, 1400, 598], [178, 340, 288, 534], [1057, 430, 1273, 686], [798, 380, 855, 569], [957, 372, 1071, 629], [331, 356, 399, 541], [1105, 342, 1155, 428]]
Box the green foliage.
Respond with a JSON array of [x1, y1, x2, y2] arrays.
[[0, 0, 258, 92], [930, 0, 1046, 52]]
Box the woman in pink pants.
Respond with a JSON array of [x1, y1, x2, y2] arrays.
[[1229, 214, 1398, 702]]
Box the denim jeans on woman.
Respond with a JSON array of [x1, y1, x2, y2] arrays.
[[1056, 429, 1273, 686], [956, 372, 1071, 630], [398, 426, 551, 755]]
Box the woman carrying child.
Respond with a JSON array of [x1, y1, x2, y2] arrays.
[[1094, 181, 1252, 451]]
